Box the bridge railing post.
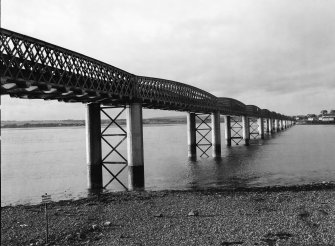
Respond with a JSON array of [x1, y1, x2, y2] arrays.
[[127, 103, 144, 190], [86, 103, 103, 189], [242, 115, 250, 146], [187, 112, 197, 160], [211, 111, 221, 158]]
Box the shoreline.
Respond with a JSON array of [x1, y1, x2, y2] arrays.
[[2, 182, 334, 208], [2, 184, 334, 245]]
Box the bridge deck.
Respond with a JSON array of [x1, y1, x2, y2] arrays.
[[1, 28, 291, 119]]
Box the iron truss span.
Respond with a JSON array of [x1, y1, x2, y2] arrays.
[[0, 28, 292, 120]]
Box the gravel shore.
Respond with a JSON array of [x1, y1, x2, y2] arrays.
[[1, 185, 335, 246]]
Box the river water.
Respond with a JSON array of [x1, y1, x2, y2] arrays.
[[1, 124, 335, 206]]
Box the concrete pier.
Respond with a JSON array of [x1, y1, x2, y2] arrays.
[[86, 103, 103, 189], [274, 119, 278, 132], [127, 103, 144, 190], [211, 111, 221, 157], [279, 120, 283, 130], [269, 118, 274, 133], [258, 117, 265, 139], [277, 119, 280, 132], [242, 116, 250, 146], [187, 112, 197, 160], [223, 115, 231, 146]]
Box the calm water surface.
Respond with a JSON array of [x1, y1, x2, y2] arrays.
[[1, 124, 335, 206]]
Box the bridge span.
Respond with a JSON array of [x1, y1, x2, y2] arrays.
[[1, 28, 295, 190]]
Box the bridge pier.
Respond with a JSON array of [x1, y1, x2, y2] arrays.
[[86, 103, 103, 189], [211, 111, 221, 158], [258, 117, 265, 139], [273, 119, 278, 132], [224, 115, 231, 146], [269, 118, 274, 133], [187, 112, 197, 160], [280, 120, 284, 130], [266, 118, 270, 134], [242, 116, 250, 146], [127, 103, 145, 190]]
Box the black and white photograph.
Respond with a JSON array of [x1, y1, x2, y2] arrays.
[[1, 0, 334, 245]]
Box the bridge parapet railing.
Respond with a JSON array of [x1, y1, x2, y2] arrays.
[[136, 76, 218, 112], [0, 28, 136, 100], [261, 109, 271, 118], [246, 105, 262, 118], [217, 97, 246, 116]]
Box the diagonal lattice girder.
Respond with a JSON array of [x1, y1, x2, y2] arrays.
[[249, 118, 259, 140], [195, 114, 212, 157], [100, 105, 128, 190], [231, 116, 243, 145]]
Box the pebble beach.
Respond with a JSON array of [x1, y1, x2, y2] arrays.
[[1, 185, 335, 246]]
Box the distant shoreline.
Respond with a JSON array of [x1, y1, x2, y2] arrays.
[[1, 117, 188, 129], [296, 121, 335, 125]]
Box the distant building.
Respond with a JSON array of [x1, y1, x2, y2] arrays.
[[321, 111, 335, 122], [306, 114, 317, 121], [295, 115, 307, 121]]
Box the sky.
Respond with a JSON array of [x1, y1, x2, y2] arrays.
[[1, 0, 334, 120]]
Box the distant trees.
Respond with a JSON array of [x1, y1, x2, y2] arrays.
[[321, 110, 328, 115]]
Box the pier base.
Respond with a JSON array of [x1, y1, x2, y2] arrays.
[[86, 103, 103, 189], [242, 116, 250, 146], [127, 103, 144, 190], [187, 112, 197, 160], [211, 111, 221, 158]]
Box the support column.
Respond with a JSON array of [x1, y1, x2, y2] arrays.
[[274, 119, 278, 132], [266, 118, 270, 134], [224, 115, 231, 146], [280, 120, 284, 130], [211, 111, 221, 158], [258, 117, 265, 139], [242, 115, 250, 146], [127, 103, 144, 190], [269, 118, 273, 133], [187, 112, 197, 160], [86, 103, 103, 189]]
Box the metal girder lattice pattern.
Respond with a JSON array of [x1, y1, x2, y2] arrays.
[[0, 28, 218, 113], [231, 116, 243, 145], [0, 28, 294, 120], [249, 118, 259, 139], [100, 105, 128, 190], [195, 114, 212, 157]]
